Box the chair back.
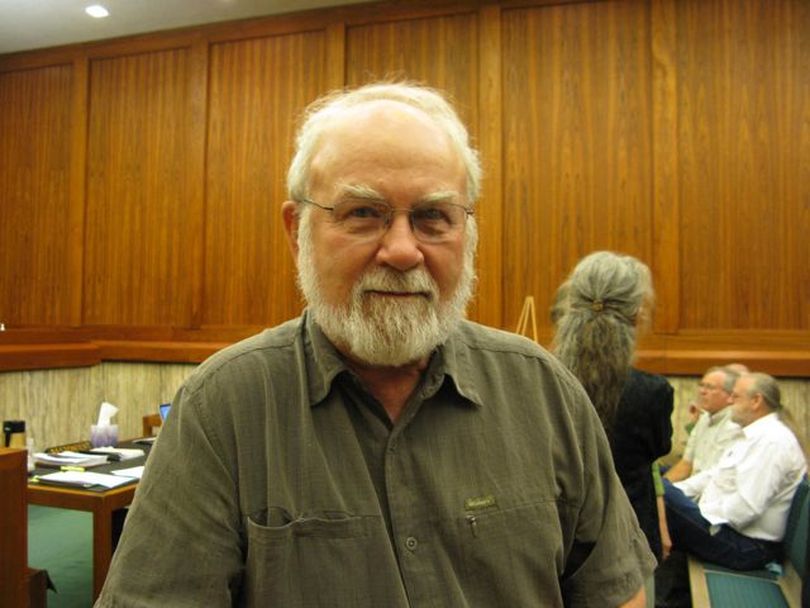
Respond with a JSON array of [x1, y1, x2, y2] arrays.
[[784, 477, 809, 576]]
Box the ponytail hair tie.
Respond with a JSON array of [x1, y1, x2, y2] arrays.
[[591, 300, 604, 312]]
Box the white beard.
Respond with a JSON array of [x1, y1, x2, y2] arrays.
[[296, 212, 477, 366]]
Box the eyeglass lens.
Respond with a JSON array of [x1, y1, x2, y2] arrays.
[[329, 199, 469, 242]]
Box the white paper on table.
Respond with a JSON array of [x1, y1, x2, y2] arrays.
[[90, 447, 145, 460], [111, 466, 145, 479], [38, 471, 134, 489]]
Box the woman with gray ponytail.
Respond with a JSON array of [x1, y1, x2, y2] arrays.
[[553, 251, 674, 607]]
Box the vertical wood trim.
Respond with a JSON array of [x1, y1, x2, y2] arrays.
[[477, 4, 504, 328], [68, 56, 88, 327], [326, 22, 346, 90], [188, 39, 209, 329], [650, 0, 680, 334], [0, 448, 27, 608]]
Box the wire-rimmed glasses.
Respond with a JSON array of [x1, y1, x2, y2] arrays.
[[298, 197, 473, 244]]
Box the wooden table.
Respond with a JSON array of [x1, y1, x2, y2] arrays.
[[27, 479, 137, 600]]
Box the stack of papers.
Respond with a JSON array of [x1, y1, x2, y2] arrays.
[[88, 447, 145, 461], [35, 470, 137, 489], [34, 451, 109, 468]]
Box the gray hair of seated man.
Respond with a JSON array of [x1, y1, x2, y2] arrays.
[[706, 365, 740, 393], [745, 372, 783, 411]]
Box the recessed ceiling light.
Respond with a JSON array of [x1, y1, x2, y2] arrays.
[[85, 5, 110, 18]]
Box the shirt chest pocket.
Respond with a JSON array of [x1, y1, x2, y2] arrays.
[[451, 500, 566, 606], [242, 508, 405, 607]]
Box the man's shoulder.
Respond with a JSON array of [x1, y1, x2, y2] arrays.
[[453, 319, 555, 361], [450, 320, 586, 395], [757, 416, 804, 453], [627, 368, 674, 396], [186, 317, 303, 386]]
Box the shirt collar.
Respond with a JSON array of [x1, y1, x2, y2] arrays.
[[301, 311, 483, 409], [742, 411, 780, 438], [708, 406, 733, 426]]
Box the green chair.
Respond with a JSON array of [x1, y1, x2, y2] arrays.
[[688, 477, 809, 608]]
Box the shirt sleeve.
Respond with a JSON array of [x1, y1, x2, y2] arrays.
[[94, 381, 244, 607], [674, 467, 711, 499], [560, 385, 657, 607], [653, 462, 665, 497]]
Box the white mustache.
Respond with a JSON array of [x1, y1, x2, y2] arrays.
[[357, 269, 437, 299]]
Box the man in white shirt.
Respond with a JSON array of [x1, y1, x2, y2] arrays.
[[663, 372, 807, 570], [665, 366, 744, 481]]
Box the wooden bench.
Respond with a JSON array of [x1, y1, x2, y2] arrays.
[[688, 478, 809, 608]]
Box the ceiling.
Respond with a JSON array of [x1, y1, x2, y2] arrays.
[[0, 0, 371, 55]]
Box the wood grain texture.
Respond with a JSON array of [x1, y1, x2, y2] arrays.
[[203, 31, 327, 326], [650, 0, 680, 334], [0, 0, 808, 373], [676, 0, 810, 330], [501, 1, 654, 331], [83, 48, 199, 326], [475, 5, 504, 328], [0, 448, 27, 608], [0, 64, 74, 326]]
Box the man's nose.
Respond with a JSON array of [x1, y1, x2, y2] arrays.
[[376, 213, 424, 271]]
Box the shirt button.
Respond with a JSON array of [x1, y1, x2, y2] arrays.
[[405, 536, 418, 551]]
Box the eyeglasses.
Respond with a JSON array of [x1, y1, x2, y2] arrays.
[[298, 197, 473, 244]]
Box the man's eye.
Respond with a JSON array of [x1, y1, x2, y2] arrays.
[[349, 206, 383, 218], [335, 202, 386, 222], [414, 206, 451, 223]]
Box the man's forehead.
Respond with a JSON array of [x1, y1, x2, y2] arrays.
[[733, 376, 752, 392], [704, 370, 724, 384], [334, 182, 462, 202]]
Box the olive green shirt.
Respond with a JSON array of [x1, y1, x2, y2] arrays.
[[96, 313, 655, 607]]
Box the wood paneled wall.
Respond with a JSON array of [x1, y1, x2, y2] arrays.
[[0, 0, 808, 375]]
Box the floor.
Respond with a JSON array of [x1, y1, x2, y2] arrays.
[[28, 505, 93, 608]]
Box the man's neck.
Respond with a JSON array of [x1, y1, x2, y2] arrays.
[[345, 356, 429, 423]]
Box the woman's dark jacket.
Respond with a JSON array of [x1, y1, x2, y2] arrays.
[[610, 368, 674, 562]]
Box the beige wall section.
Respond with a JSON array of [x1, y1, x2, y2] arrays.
[[0, 362, 195, 450], [1, 364, 808, 460]]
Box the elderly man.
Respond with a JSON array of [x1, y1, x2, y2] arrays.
[[96, 83, 654, 607], [664, 366, 744, 482], [665, 372, 806, 569]]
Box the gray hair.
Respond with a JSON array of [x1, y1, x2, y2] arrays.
[[706, 365, 740, 393], [287, 81, 482, 205], [745, 372, 783, 410], [552, 251, 654, 435]]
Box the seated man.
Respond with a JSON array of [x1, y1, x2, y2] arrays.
[[664, 372, 807, 570], [664, 366, 744, 481]]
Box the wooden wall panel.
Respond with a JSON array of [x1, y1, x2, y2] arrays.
[[501, 1, 653, 331], [0, 65, 74, 326], [84, 48, 200, 326], [344, 12, 490, 322], [677, 0, 810, 331], [0, 0, 807, 374], [203, 31, 327, 326]]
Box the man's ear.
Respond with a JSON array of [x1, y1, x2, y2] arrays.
[[281, 201, 300, 258]]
